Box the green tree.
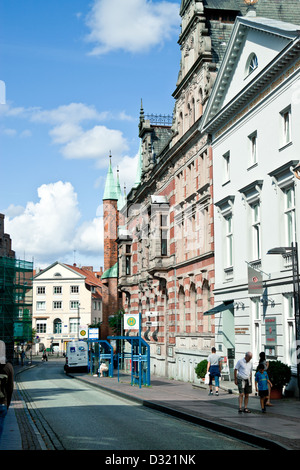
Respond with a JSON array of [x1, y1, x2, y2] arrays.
[[108, 309, 124, 336]]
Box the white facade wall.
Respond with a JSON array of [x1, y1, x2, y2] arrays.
[[32, 263, 102, 353], [203, 18, 300, 392]]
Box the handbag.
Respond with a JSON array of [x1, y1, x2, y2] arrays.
[[204, 372, 210, 385]]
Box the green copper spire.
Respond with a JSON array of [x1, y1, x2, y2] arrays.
[[116, 167, 125, 210], [103, 154, 118, 201]]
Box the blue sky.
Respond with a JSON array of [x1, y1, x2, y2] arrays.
[[0, 0, 181, 270]]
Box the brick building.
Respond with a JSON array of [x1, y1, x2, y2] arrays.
[[102, 0, 299, 382]]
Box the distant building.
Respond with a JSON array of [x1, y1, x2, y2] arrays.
[[32, 262, 103, 353], [0, 213, 33, 362], [0, 213, 15, 259]]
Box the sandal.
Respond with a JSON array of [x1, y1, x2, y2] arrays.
[[238, 409, 243, 413], [243, 408, 251, 413]]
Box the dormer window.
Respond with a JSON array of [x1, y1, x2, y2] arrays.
[[245, 53, 258, 77]]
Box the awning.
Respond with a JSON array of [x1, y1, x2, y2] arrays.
[[204, 301, 234, 315]]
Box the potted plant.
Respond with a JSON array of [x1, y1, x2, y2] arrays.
[[267, 360, 291, 399], [195, 359, 208, 381]]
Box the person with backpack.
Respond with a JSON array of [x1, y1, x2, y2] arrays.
[[0, 341, 14, 440]]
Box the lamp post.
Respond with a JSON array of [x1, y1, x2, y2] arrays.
[[293, 162, 300, 180], [77, 302, 81, 341], [267, 243, 300, 398]]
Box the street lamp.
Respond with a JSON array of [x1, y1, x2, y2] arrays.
[[267, 243, 300, 398], [293, 162, 300, 180], [77, 302, 81, 341]]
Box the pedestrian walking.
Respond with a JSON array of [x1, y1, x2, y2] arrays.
[[258, 351, 272, 406], [20, 349, 25, 366], [207, 347, 222, 396], [255, 363, 272, 413], [0, 341, 14, 441], [42, 349, 48, 362], [234, 351, 253, 413]]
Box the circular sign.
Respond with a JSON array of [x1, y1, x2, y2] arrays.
[[127, 317, 136, 327]]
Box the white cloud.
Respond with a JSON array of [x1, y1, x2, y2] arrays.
[[30, 102, 107, 125], [1, 128, 17, 136], [2, 102, 132, 164], [61, 125, 129, 164], [73, 216, 103, 253], [113, 152, 140, 193], [85, 0, 180, 55], [4, 182, 103, 267]]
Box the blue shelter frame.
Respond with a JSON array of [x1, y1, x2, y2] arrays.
[[108, 335, 150, 388], [87, 340, 114, 377]]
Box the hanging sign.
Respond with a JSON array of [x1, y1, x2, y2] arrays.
[[248, 265, 263, 295], [124, 314, 140, 330]]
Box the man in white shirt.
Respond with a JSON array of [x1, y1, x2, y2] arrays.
[[234, 351, 253, 413]]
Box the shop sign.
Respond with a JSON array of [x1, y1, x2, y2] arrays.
[[265, 317, 277, 344]]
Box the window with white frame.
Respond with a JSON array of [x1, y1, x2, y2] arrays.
[[225, 215, 233, 267], [283, 293, 295, 364], [215, 195, 234, 279], [248, 131, 257, 167], [223, 151, 230, 184], [280, 106, 291, 146], [69, 318, 80, 334], [245, 53, 258, 77], [70, 301, 80, 309], [53, 301, 62, 309], [251, 202, 261, 261], [36, 320, 47, 333], [284, 185, 296, 246], [36, 301, 46, 311], [70, 285, 79, 294], [37, 286, 45, 295], [53, 286, 62, 294]]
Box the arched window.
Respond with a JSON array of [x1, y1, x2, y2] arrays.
[[245, 53, 258, 77], [53, 318, 62, 334]]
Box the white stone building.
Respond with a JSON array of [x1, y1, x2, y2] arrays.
[[202, 15, 300, 390], [32, 262, 103, 354]]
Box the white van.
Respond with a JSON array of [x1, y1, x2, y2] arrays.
[[64, 341, 88, 372]]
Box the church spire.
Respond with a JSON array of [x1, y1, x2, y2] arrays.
[[116, 167, 125, 210], [103, 153, 118, 201]]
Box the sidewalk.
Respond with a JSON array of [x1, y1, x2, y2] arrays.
[[0, 362, 45, 451], [1, 361, 300, 450]]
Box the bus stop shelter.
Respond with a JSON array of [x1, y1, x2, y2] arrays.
[[108, 335, 150, 388], [87, 340, 114, 377]]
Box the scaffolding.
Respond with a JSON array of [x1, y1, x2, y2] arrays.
[[0, 256, 33, 362]]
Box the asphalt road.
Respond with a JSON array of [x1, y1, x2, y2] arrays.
[[17, 361, 260, 451]]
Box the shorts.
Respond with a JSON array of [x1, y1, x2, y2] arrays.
[[237, 377, 252, 395], [258, 389, 268, 398]]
